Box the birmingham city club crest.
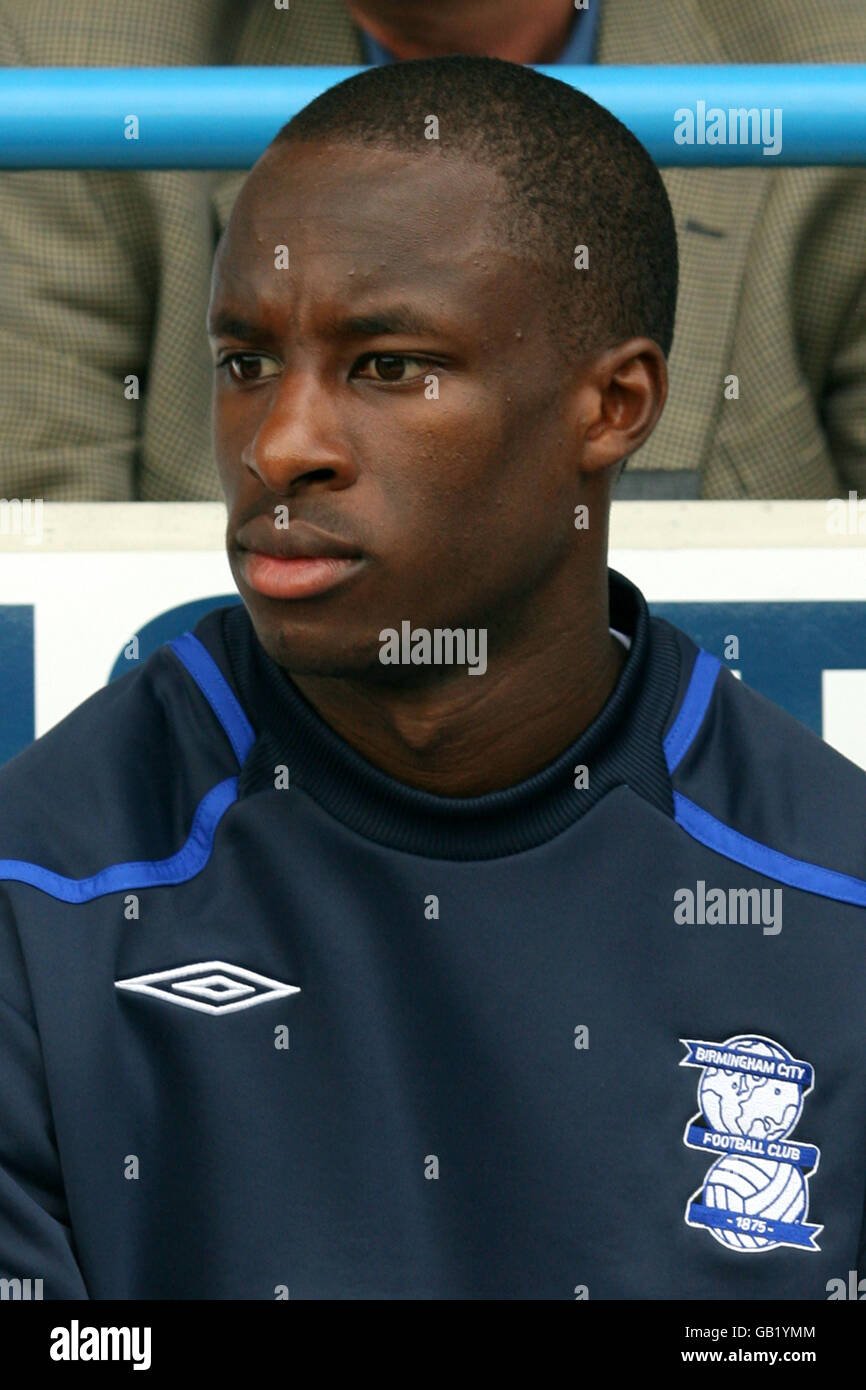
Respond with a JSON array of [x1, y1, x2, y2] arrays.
[[679, 1034, 822, 1252]]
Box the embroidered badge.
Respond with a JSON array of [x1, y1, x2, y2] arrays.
[[679, 1034, 822, 1252], [115, 960, 300, 1015]]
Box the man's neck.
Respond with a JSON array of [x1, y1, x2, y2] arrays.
[[288, 565, 627, 798], [344, 0, 577, 64]]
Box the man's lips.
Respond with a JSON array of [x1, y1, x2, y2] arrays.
[[234, 517, 363, 562], [233, 519, 366, 598], [239, 551, 364, 600]]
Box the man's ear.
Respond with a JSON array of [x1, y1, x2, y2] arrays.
[[577, 338, 668, 475]]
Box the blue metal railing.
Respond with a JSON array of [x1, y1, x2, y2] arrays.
[[0, 65, 862, 168]]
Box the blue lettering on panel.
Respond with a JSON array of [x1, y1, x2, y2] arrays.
[[651, 602, 866, 736]]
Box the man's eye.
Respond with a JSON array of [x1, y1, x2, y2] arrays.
[[354, 354, 428, 383], [219, 353, 280, 383]]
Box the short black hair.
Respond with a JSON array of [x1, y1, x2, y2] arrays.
[[271, 55, 678, 364]]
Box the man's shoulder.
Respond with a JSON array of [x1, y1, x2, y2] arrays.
[[662, 620, 866, 896], [603, 0, 865, 66], [0, 0, 360, 65], [707, 0, 866, 61], [0, 607, 246, 879]]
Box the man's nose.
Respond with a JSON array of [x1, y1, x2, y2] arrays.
[[241, 368, 357, 494]]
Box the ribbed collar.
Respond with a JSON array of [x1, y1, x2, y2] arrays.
[[213, 570, 679, 861]]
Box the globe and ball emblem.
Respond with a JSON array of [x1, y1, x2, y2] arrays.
[[697, 1036, 809, 1251], [698, 1036, 804, 1140]]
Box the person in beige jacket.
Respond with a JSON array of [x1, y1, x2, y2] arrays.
[[0, 0, 864, 500]]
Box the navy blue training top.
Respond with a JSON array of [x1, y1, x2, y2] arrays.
[[1, 569, 865, 1299]]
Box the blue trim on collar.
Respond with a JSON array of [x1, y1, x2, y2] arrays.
[[663, 648, 721, 774], [359, 28, 395, 66], [667, 651, 866, 906], [169, 632, 256, 765], [558, 0, 600, 64]]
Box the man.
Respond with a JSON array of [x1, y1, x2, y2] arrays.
[[1, 58, 865, 1300], [0, 0, 864, 500]]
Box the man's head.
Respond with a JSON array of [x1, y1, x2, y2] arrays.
[[208, 56, 677, 680]]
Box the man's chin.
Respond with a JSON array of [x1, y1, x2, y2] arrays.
[[247, 611, 381, 680]]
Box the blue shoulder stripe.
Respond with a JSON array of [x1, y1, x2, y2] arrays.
[[168, 632, 256, 764], [663, 647, 721, 775], [0, 778, 237, 904], [0, 631, 255, 903], [673, 791, 866, 909], [668, 648, 866, 909]]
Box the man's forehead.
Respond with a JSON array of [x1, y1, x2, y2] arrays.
[[229, 139, 505, 249], [210, 146, 528, 332]]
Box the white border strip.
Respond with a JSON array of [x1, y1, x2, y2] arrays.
[[0, 501, 864, 552]]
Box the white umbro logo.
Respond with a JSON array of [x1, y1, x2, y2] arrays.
[[115, 960, 301, 1015]]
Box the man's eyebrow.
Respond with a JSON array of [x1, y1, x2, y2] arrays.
[[330, 306, 442, 337], [207, 304, 445, 341], [207, 311, 263, 341]]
